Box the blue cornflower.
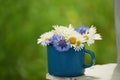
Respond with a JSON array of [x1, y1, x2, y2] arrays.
[[75, 26, 89, 34], [52, 35, 70, 52]]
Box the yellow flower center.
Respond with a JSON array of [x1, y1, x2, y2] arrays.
[[69, 37, 77, 44], [65, 36, 68, 40], [83, 35, 89, 40], [76, 41, 81, 46], [45, 37, 50, 40]]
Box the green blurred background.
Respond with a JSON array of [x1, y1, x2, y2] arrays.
[[0, 0, 117, 80]]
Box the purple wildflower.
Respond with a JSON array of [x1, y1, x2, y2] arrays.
[[75, 26, 89, 34], [52, 35, 70, 52]]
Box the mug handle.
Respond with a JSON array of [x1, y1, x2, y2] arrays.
[[84, 49, 95, 68]]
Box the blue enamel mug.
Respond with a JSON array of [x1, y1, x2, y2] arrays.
[[47, 45, 95, 77]]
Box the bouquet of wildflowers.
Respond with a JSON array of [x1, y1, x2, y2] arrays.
[[37, 24, 102, 52]]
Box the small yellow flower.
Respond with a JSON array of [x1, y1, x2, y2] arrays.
[[69, 37, 77, 44], [83, 35, 89, 40]]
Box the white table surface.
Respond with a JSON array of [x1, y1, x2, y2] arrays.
[[46, 63, 120, 80]]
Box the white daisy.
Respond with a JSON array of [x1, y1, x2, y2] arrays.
[[74, 41, 84, 51], [68, 31, 85, 51], [83, 26, 102, 46], [37, 30, 54, 46], [53, 24, 75, 39]]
